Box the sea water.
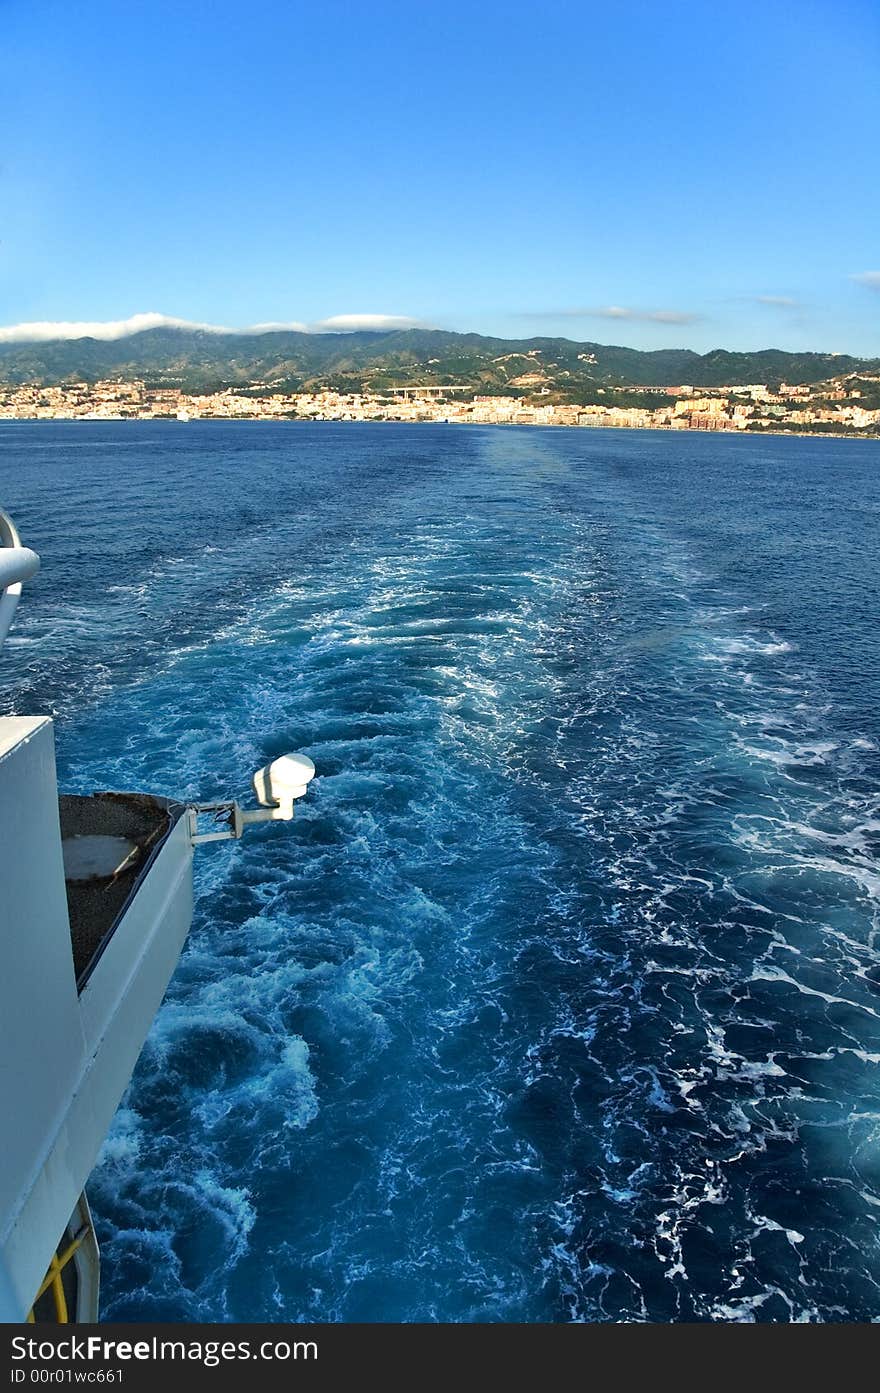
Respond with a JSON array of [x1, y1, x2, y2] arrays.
[[2, 420, 879, 1322]]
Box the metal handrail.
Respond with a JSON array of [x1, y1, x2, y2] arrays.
[[0, 509, 40, 650]]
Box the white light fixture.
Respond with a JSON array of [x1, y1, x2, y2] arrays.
[[188, 752, 317, 843], [251, 753, 317, 820]]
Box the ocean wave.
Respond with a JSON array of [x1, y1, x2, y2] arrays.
[[6, 420, 880, 1322]]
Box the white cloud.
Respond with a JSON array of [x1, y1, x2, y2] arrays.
[[752, 295, 800, 307], [0, 310, 425, 345], [310, 314, 424, 332], [245, 320, 309, 333], [852, 271, 880, 291], [591, 305, 700, 324], [0, 311, 236, 344], [524, 305, 701, 325]]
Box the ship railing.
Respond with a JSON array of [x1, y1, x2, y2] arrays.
[[0, 509, 40, 650]]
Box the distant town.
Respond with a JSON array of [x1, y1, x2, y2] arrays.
[[2, 374, 879, 436]]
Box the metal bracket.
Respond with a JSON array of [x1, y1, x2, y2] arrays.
[[188, 799, 295, 845], [188, 801, 241, 844]]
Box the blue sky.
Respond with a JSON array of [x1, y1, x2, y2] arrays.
[[2, 0, 878, 353]]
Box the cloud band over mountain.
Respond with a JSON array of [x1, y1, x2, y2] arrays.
[[0, 312, 426, 344]]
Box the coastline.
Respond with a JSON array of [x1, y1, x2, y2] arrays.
[[1, 415, 878, 442]]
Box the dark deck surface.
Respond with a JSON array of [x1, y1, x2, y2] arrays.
[[59, 793, 177, 987]]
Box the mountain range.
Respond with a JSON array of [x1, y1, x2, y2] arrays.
[[0, 327, 876, 395]]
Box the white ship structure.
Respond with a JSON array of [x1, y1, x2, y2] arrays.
[[0, 510, 315, 1322]]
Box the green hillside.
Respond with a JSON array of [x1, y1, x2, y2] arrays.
[[0, 327, 874, 392]]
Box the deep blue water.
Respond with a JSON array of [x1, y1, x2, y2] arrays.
[[2, 420, 880, 1323]]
